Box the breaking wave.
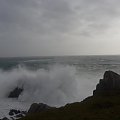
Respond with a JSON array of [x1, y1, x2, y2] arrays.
[[0, 64, 98, 106]]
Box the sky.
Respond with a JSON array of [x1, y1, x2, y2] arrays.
[[1, 0, 120, 57]]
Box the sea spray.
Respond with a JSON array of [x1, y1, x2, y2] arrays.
[[0, 56, 120, 118], [0, 65, 81, 106]]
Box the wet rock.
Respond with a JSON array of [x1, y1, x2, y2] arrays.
[[9, 109, 21, 116], [2, 109, 27, 120], [8, 87, 23, 98]]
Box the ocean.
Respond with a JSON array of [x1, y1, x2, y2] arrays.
[[0, 55, 120, 118]]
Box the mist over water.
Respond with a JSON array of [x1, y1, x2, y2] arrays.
[[0, 64, 99, 107], [0, 56, 120, 113], [0, 65, 81, 106]]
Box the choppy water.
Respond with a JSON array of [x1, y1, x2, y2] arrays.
[[0, 55, 120, 118], [1, 55, 120, 71]]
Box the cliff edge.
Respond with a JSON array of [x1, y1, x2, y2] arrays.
[[93, 70, 120, 96]]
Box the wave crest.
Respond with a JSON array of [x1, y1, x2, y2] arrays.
[[0, 65, 80, 106]]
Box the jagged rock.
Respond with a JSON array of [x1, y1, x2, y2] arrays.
[[93, 70, 120, 96], [6, 109, 27, 120], [8, 87, 23, 98], [9, 109, 21, 116], [28, 103, 55, 114]]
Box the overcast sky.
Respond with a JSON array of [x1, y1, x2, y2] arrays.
[[0, 0, 120, 57]]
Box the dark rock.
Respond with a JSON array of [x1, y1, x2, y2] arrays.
[[8, 87, 23, 98], [9, 110, 14, 116], [28, 103, 55, 114], [92, 101, 114, 109], [9, 109, 21, 115], [8, 109, 27, 120], [15, 114, 24, 118], [93, 70, 120, 96], [1, 117, 9, 120]]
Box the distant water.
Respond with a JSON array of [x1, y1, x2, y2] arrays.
[[0, 55, 120, 118], [1, 55, 120, 71]]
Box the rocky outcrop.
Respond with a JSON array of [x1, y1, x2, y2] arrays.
[[9, 109, 27, 116], [93, 70, 120, 96], [0, 109, 27, 120], [8, 87, 23, 98], [28, 103, 55, 114]]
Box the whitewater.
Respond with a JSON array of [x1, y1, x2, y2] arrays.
[[0, 56, 120, 118]]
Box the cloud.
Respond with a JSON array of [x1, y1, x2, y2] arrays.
[[70, 0, 120, 35], [0, 0, 120, 56]]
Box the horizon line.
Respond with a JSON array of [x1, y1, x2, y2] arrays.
[[0, 54, 120, 58]]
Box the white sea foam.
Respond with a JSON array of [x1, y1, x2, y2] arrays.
[[0, 64, 104, 118], [0, 64, 100, 107], [0, 56, 120, 118]]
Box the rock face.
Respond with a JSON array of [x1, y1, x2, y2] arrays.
[[93, 70, 120, 96], [28, 103, 55, 114], [8, 87, 23, 98]]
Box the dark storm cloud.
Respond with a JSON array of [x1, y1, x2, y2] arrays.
[[0, 0, 120, 56]]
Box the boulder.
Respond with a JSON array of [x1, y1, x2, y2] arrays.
[[8, 87, 23, 98], [93, 70, 120, 96], [28, 103, 55, 114]]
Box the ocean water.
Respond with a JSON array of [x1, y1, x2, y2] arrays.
[[0, 55, 120, 118]]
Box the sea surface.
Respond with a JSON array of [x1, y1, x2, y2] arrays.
[[0, 55, 120, 118]]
